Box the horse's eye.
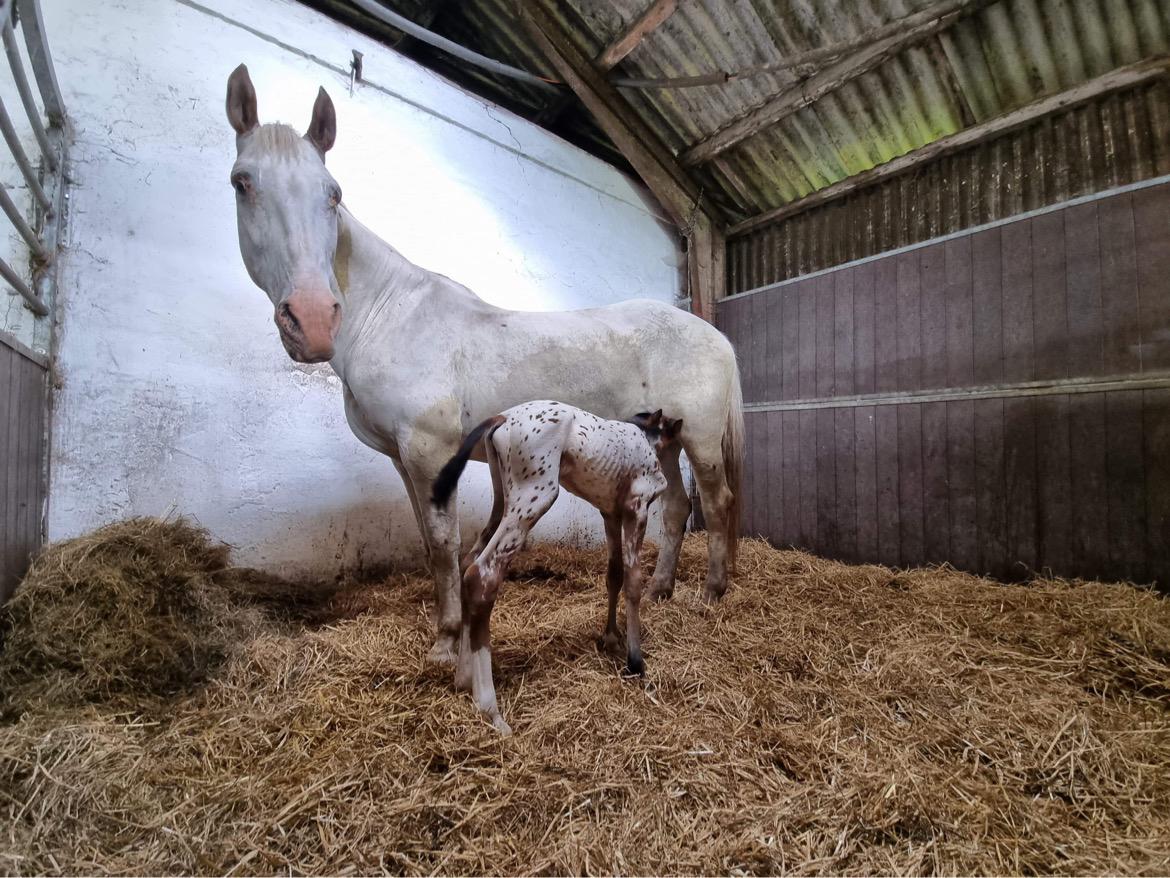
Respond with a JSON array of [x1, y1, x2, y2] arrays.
[[231, 173, 252, 196], [328, 187, 341, 208]]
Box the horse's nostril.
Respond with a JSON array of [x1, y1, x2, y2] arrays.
[[279, 302, 300, 332]]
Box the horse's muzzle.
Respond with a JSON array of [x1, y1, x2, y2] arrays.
[[275, 290, 340, 363]]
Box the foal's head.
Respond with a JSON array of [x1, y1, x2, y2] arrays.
[[225, 64, 344, 363], [631, 410, 684, 454]]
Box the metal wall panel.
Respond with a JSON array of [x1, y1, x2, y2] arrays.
[[720, 180, 1170, 586], [0, 338, 47, 602]]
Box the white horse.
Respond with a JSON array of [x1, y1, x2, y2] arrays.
[[224, 65, 743, 665]]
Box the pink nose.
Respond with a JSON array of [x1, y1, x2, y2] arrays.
[[277, 290, 340, 362]]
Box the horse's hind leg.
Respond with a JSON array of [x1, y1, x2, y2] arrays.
[[685, 438, 734, 604], [647, 442, 690, 601]]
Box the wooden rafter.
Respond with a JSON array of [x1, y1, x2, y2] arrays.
[[535, 0, 678, 130], [597, 0, 679, 69], [517, 1, 722, 320], [727, 55, 1170, 238], [680, 0, 997, 167]]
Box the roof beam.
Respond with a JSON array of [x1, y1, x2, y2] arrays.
[[680, 0, 996, 167], [727, 55, 1170, 238], [518, 1, 704, 224], [535, 1, 677, 130], [518, 1, 720, 320], [597, 0, 679, 69]]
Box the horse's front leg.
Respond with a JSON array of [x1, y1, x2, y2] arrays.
[[401, 445, 464, 667]]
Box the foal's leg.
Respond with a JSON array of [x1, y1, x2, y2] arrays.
[[621, 497, 651, 676], [461, 443, 504, 575], [597, 513, 624, 655], [647, 443, 691, 601], [463, 492, 558, 734]]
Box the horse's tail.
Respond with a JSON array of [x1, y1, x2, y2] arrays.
[[431, 415, 505, 509], [722, 356, 745, 574]]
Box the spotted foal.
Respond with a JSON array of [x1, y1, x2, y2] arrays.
[[431, 400, 683, 734]]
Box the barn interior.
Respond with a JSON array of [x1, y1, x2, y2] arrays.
[[1, 0, 1169, 874]]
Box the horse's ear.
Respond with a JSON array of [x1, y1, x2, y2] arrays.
[[306, 86, 336, 157], [226, 63, 259, 136]]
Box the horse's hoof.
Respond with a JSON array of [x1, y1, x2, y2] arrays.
[[427, 638, 458, 667], [700, 587, 724, 605], [454, 669, 473, 692], [490, 714, 513, 736], [647, 587, 674, 603], [597, 634, 622, 655]]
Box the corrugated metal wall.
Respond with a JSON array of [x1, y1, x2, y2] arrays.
[[727, 79, 1170, 291], [717, 179, 1170, 585], [0, 338, 48, 602]]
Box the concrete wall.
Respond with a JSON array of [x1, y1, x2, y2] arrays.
[[44, 0, 684, 576]]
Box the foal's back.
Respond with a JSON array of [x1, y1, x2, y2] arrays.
[[489, 401, 665, 516]]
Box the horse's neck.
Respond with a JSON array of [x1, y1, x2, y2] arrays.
[[332, 209, 468, 365]]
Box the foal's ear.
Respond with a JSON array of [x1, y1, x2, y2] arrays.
[[663, 417, 684, 439], [305, 87, 337, 157], [226, 63, 259, 136], [631, 412, 659, 430]]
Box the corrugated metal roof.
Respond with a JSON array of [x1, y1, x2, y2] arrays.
[[308, 0, 1170, 226]]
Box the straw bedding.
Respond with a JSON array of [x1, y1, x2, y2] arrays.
[[1, 517, 1169, 875]]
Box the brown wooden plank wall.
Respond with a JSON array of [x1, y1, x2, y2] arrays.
[[718, 181, 1170, 586], [0, 339, 48, 602]]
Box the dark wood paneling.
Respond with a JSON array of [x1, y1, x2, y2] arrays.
[[971, 227, 1004, 386], [834, 407, 857, 562], [1144, 389, 1170, 586], [896, 251, 924, 392], [919, 244, 947, 391], [853, 262, 876, 395], [718, 180, 1170, 587], [922, 401, 950, 564], [854, 406, 878, 562], [875, 405, 901, 567], [1134, 185, 1170, 372], [1, 343, 48, 603], [874, 258, 899, 394], [974, 398, 1008, 577], [897, 403, 925, 567], [1098, 194, 1141, 375], [947, 399, 978, 572], [1105, 390, 1146, 582], [1031, 211, 1069, 382], [750, 292, 768, 403], [1069, 393, 1108, 579], [766, 410, 784, 544]]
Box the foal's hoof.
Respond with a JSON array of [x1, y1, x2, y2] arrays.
[[427, 637, 459, 668], [489, 713, 513, 736]]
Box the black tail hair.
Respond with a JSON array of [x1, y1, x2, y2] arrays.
[[431, 416, 502, 508]]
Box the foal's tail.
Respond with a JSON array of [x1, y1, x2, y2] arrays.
[[431, 416, 505, 509], [723, 357, 745, 574]]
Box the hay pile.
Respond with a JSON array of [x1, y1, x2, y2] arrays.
[[2, 523, 1169, 875], [0, 518, 264, 712]]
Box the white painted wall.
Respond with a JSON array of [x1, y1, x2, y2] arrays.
[[42, 0, 684, 576]]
